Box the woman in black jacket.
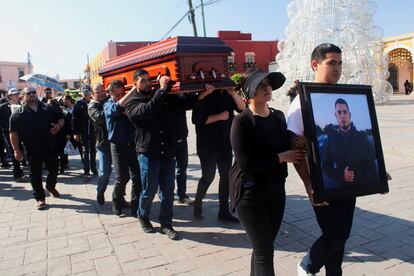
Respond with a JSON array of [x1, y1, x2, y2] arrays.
[[230, 69, 305, 275]]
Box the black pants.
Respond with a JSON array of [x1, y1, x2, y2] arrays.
[[308, 198, 356, 276], [195, 148, 232, 210], [4, 132, 23, 176], [0, 131, 6, 164], [236, 184, 286, 276], [80, 134, 96, 173], [175, 138, 188, 199], [26, 149, 59, 201], [110, 143, 141, 208]]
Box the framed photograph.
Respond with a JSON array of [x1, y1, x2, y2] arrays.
[[298, 82, 389, 203]]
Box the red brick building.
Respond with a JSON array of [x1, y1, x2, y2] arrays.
[[217, 31, 279, 75]]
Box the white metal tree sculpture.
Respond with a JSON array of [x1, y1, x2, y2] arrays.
[[275, 0, 392, 104]]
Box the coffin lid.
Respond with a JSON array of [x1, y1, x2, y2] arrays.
[[99, 36, 232, 75]]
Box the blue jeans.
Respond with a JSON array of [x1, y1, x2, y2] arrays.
[[96, 146, 112, 193], [138, 154, 175, 227]]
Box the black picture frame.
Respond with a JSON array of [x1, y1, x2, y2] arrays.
[[298, 82, 389, 203]]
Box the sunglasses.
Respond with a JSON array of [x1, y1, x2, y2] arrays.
[[26, 91, 37, 95]]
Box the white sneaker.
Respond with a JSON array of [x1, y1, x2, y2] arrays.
[[297, 254, 316, 276]]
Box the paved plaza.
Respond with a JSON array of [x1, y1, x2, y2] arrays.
[[0, 95, 413, 276]]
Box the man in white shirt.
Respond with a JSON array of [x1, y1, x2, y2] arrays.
[[288, 43, 355, 276]]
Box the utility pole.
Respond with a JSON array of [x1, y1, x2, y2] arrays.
[[86, 53, 91, 86], [188, 0, 198, 37], [27, 52, 32, 74], [200, 0, 206, 37]]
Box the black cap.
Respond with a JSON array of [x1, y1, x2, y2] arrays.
[[243, 71, 286, 99]]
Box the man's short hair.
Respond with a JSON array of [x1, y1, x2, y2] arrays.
[[133, 69, 149, 81], [335, 98, 349, 110], [63, 94, 75, 104], [311, 43, 342, 63], [108, 80, 125, 92], [44, 87, 52, 93]]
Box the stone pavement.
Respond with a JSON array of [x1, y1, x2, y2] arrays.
[[0, 95, 413, 276]]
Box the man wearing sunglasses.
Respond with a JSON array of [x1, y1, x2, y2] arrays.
[[41, 88, 53, 103], [9, 86, 65, 210]]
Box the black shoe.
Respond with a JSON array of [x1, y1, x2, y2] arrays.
[[139, 217, 155, 233], [97, 192, 105, 206], [177, 196, 194, 206], [218, 210, 239, 223], [47, 188, 61, 198], [160, 225, 180, 240], [91, 168, 98, 175], [194, 201, 203, 219], [112, 201, 123, 217], [83, 170, 90, 176]]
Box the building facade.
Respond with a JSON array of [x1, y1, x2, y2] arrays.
[[0, 61, 33, 93], [217, 31, 279, 75], [60, 79, 81, 90], [383, 32, 414, 94]]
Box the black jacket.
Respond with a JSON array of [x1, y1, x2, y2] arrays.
[[72, 98, 95, 136], [0, 102, 12, 132], [126, 89, 197, 159], [322, 124, 378, 185], [192, 90, 241, 152], [88, 99, 110, 150]]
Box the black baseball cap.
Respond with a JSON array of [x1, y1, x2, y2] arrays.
[[243, 70, 286, 99]]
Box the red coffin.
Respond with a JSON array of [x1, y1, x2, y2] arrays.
[[99, 36, 235, 93]]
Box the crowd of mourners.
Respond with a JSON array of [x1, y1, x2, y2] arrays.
[[0, 43, 372, 276]]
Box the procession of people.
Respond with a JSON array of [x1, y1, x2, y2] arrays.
[[0, 43, 389, 276]]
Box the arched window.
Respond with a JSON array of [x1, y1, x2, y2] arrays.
[[388, 64, 398, 91]]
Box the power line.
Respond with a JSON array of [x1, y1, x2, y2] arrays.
[[160, 0, 225, 40], [148, 0, 186, 38]]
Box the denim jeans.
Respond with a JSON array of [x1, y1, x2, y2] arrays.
[[80, 134, 96, 172], [175, 138, 188, 199], [308, 198, 356, 276], [138, 154, 175, 227], [96, 146, 112, 193], [110, 143, 141, 207]]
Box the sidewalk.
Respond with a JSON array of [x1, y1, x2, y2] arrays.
[[0, 95, 413, 275]]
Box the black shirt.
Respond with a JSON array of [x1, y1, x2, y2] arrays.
[[9, 101, 63, 152], [192, 90, 241, 152], [72, 98, 94, 136], [322, 124, 379, 185], [230, 108, 290, 189]]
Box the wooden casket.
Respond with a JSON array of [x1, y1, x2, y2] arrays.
[[99, 36, 235, 93]]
